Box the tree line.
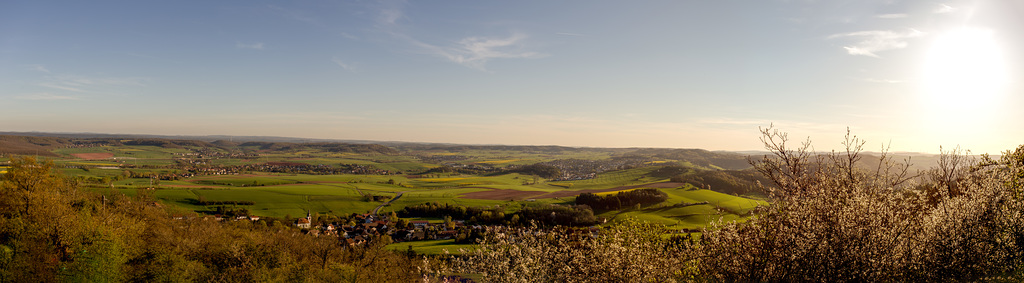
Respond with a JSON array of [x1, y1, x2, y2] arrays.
[[195, 196, 256, 206], [398, 202, 598, 227], [574, 188, 668, 211]]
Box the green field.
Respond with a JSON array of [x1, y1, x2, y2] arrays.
[[598, 186, 767, 230], [547, 167, 667, 190], [10, 139, 766, 232], [386, 239, 476, 255], [87, 169, 765, 224], [116, 185, 381, 218]]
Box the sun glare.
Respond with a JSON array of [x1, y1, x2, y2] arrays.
[[914, 27, 1010, 150], [920, 28, 1008, 110]]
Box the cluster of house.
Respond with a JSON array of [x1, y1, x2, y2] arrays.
[[294, 211, 484, 246], [441, 163, 499, 172], [151, 161, 397, 182], [175, 162, 396, 177], [550, 172, 598, 182], [171, 214, 261, 222], [543, 158, 653, 180], [417, 154, 469, 163], [171, 150, 259, 159]]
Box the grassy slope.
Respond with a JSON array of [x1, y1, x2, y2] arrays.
[[598, 185, 767, 230]]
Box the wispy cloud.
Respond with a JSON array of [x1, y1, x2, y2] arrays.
[[16, 93, 80, 101], [393, 31, 543, 70], [38, 83, 86, 92], [54, 75, 147, 87], [236, 42, 265, 50], [446, 33, 543, 70], [378, 8, 403, 25], [339, 32, 359, 40], [374, 3, 543, 70], [828, 29, 925, 57], [26, 64, 50, 73], [934, 4, 954, 14], [37, 74, 149, 93], [332, 57, 356, 71], [876, 13, 908, 19]]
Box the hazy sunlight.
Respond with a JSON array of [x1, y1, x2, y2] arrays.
[[920, 28, 1007, 110]]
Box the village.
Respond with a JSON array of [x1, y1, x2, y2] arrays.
[[178, 209, 493, 248]]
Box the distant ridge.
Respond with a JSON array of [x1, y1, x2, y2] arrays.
[[0, 131, 730, 151], [0, 131, 378, 144], [0, 135, 66, 156], [0, 131, 554, 148], [0, 131, 946, 160]]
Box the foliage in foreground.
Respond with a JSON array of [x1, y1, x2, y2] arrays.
[[698, 128, 1024, 281], [0, 157, 421, 282], [451, 220, 693, 282], [447, 127, 1024, 282]]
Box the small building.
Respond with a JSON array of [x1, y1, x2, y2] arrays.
[[296, 210, 312, 228], [411, 220, 430, 228], [438, 230, 457, 240], [296, 218, 311, 229]]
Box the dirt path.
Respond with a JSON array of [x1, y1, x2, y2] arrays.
[[373, 191, 405, 215]]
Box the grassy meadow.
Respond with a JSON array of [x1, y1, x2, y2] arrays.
[[386, 239, 476, 255]]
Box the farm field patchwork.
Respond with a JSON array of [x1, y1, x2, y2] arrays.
[[11, 139, 765, 232], [93, 172, 765, 225]]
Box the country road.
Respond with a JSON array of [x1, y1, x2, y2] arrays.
[[373, 191, 405, 215]]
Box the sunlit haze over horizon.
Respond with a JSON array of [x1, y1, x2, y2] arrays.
[[2, 1, 1022, 154]]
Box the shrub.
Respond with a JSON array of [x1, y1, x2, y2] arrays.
[[456, 126, 1024, 282], [452, 219, 694, 282], [698, 126, 1024, 281]]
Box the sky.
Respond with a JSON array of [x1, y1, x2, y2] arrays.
[[2, 0, 1022, 154]]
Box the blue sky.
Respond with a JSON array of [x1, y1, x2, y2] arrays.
[[2, 0, 1022, 153]]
